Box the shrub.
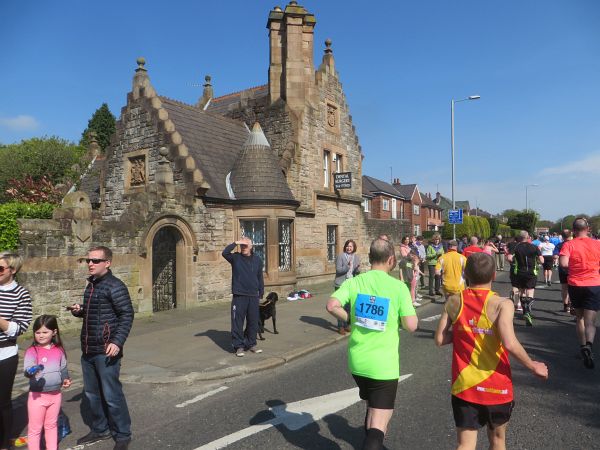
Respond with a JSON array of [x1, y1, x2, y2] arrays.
[[0, 202, 56, 251], [497, 224, 511, 238]]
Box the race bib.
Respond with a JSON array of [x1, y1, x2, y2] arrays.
[[354, 293, 390, 331]]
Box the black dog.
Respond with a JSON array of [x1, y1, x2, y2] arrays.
[[258, 292, 278, 340]]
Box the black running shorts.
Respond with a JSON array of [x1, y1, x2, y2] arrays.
[[352, 374, 398, 409], [512, 273, 537, 289], [452, 395, 514, 430], [542, 256, 554, 270], [558, 267, 568, 284], [568, 285, 600, 311]]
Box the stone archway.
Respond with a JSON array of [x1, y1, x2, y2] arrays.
[[140, 216, 197, 313], [152, 226, 181, 312]]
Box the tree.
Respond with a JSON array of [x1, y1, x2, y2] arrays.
[[0, 136, 85, 202], [507, 211, 539, 234], [80, 103, 116, 151]]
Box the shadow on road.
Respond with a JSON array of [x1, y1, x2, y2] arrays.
[[299, 315, 338, 332], [194, 329, 232, 352]]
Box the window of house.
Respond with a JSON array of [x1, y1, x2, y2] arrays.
[[413, 224, 421, 236], [332, 153, 342, 173], [323, 150, 330, 188], [278, 220, 293, 272], [382, 199, 390, 211], [413, 204, 420, 215], [363, 198, 370, 212], [400, 203, 404, 220], [240, 219, 266, 270], [327, 225, 337, 262]]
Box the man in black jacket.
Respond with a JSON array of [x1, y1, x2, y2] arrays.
[[222, 237, 264, 357], [70, 246, 134, 450]]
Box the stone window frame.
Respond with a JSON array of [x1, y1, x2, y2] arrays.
[[322, 143, 347, 193], [325, 101, 341, 136], [124, 148, 150, 193], [326, 224, 338, 263]]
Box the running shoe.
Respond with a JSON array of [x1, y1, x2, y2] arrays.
[[412, 301, 422, 307], [10, 437, 28, 448], [236, 348, 245, 357], [524, 313, 533, 327], [581, 345, 595, 369]]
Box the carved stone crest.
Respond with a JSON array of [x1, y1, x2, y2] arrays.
[[327, 104, 337, 128], [130, 156, 146, 186]]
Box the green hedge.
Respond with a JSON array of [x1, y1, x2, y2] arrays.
[[496, 224, 511, 238], [442, 215, 491, 240], [0, 202, 55, 250]]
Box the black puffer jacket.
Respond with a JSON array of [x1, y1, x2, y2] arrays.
[[73, 270, 134, 356]]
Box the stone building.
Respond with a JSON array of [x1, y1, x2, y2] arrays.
[[17, 1, 367, 324]]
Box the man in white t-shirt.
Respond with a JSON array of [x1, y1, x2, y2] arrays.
[[539, 236, 555, 286]]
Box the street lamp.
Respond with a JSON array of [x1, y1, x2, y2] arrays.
[[525, 184, 538, 212], [451, 95, 481, 239]]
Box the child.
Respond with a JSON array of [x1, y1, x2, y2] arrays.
[[434, 253, 548, 450], [24, 315, 71, 450], [410, 253, 424, 307]]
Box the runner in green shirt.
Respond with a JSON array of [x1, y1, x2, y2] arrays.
[[327, 238, 418, 450]]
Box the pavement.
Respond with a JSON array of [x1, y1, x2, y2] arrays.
[[12, 277, 436, 398]]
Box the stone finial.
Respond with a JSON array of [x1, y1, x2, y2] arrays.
[[86, 131, 101, 157], [136, 57, 147, 72], [156, 146, 174, 188], [274, 5, 282, 11], [324, 38, 333, 54], [289, 1, 297, 5], [197, 74, 214, 109]]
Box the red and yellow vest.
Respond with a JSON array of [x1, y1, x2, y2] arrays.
[[451, 288, 513, 405]]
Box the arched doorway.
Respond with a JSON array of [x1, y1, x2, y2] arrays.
[[152, 226, 182, 312]]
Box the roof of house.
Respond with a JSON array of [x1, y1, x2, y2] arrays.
[[436, 194, 470, 211], [393, 183, 417, 200], [158, 96, 253, 200], [205, 84, 269, 115], [229, 122, 297, 204], [362, 176, 407, 199]]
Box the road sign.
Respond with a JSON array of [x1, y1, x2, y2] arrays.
[[448, 209, 463, 224]]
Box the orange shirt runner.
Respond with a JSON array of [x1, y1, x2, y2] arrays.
[[451, 288, 513, 405], [559, 236, 600, 286]]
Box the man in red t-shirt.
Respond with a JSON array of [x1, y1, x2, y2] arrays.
[[559, 218, 600, 369], [462, 236, 484, 259]]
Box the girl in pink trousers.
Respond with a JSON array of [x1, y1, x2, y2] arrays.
[[24, 315, 71, 450]]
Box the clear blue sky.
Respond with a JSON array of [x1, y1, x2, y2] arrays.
[[1, 0, 599, 221]]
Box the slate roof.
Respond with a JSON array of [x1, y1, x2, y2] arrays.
[[394, 183, 417, 200], [436, 194, 470, 213], [229, 122, 297, 205], [362, 176, 407, 199], [421, 195, 443, 209], [159, 97, 250, 200], [206, 84, 269, 115]]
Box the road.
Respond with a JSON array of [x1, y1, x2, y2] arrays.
[[13, 271, 600, 449]]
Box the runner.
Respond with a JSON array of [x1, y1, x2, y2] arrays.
[[554, 230, 573, 312], [506, 231, 543, 326], [462, 237, 483, 258], [326, 238, 418, 450], [559, 218, 600, 369], [435, 252, 548, 450], [506, 235, 522, 311], [539, 235, 555, 286], [495, 235, 506, 271], [435, 240, 467, 300]]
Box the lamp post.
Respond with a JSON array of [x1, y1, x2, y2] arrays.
[[525, 184, 538, 212], [451, 95, 480, 239]]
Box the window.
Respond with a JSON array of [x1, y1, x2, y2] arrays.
[[327, 225, 337, 262], [382, 199, 390, 211], [413, 224, 421, 236], [391, 198, 397, 219], [323, 150, 330, 188], [240, 220, 266, 270], [332, 153, 342, 173], [400, 203, 404, 220], [363, 198, 370, 212], [413, 204, 420, 215], [278, 220, 293, 272]]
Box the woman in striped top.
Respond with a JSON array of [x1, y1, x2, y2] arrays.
[[0, 252, 32, 450]]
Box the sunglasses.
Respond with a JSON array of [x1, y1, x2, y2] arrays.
[[0, 266, 10, 273], [85, 258, 108, 264]]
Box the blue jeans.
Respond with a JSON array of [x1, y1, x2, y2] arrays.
[[81, 354, 131, 441]]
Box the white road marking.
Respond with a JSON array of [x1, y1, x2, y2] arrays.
[[421, 314, 441, 322], [176, 386, 229, 408], [195, 374, 413, 449]]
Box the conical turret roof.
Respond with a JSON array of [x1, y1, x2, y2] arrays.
[[229, 123, 297, 205]]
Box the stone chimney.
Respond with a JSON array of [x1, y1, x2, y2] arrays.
[[197, 75, 213, 109], [267, 2, 316, 113]]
